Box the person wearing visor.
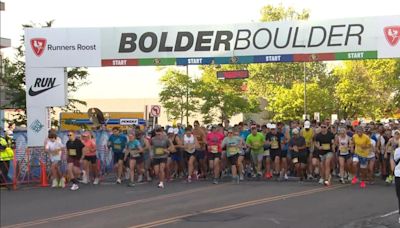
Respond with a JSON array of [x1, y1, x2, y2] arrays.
[[351, 126, 371, 188]]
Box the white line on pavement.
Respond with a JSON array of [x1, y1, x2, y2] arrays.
[[379, 210, 398, 218]]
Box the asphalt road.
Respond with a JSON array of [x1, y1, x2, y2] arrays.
[[1, 178, 398, 228]]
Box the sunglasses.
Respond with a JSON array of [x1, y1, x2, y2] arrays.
[[68, 134, 73, 136], [321, 126, 327, 128]]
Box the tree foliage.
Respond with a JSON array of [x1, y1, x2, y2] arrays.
[[159, 68, 200, 124], [0, 21, 89, 126]]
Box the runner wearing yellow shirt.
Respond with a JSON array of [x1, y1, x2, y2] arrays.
[[351, 126, 371, 188]]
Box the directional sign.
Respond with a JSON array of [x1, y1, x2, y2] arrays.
[[150, 105, 161, 117]]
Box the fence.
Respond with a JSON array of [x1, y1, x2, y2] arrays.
[[0, 130, 115, 190]]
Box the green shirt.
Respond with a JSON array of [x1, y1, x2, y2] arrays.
[[246, 133, 265, 154]]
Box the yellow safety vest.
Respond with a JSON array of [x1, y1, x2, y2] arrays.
[[0, 137, 14, 161]]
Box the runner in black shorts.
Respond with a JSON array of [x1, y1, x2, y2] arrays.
[[266, 125, 282, 177], [124, 133, 144, 187], [289, 128, 307, 181]]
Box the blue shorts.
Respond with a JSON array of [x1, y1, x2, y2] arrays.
[[353, 154, 374, 169], [171, 149, 182, 161]]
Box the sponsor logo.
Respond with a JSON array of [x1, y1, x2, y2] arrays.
[[384, 26, 400, 46], [30, 38, 47, 57], [28, 77, 60, 96], [120, 119, 139, 125], [30, 119, 44, 133]]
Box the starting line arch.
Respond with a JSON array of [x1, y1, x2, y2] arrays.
[[25, 15, 400, 146]]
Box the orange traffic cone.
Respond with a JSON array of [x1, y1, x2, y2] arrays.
[[39, 161, 49, 187]]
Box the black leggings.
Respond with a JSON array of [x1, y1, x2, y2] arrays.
[[396, 177, 400, 215]]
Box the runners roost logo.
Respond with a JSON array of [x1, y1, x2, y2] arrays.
[[30, 38, 47, 57], [384, 26, 400, 46]]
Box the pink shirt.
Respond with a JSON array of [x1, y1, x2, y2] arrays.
[[207, 132, 225, 153], [82, 139, 96, 157]]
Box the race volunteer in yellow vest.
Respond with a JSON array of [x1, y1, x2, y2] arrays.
[[0, 136, 14, 185]]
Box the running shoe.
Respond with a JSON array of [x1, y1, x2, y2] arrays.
[[284, 174, 289, 181], [70, 184, 79, 191], [187, 176, 192, 183], [158, 182, 164, 188], [340, 177, 345, 184], [318, 178, 324, 185], [360, 181, 366, 188], [52, 179, 58, 188], [137, 174, 143, 183], [324, 180, 330, 186], [116, 178, 122, 184], [307, 174, 314, 180], [128, 182, 135, 187], [239, 174, 244, 181], [80, 174, 89, 184], [59, 177, 66, 188], [93, 178, 100, 185], [213, 179, 219, 184], [351, 176, 358, 185]]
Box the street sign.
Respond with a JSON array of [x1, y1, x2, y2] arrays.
[[150, 105, 161, 117], [120, 119, 139, 125]]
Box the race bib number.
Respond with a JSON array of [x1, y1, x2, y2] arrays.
[[339, 145, 348, 154], [186, 145, 195, 154], [114, 144, 121, 150], [322, 143, 330, 150], [68, 149, 77, 156], [155, 148, 164, 155], [210, 145, 218, 153], [292, 157, 299, 163], [228, 146, 238, 155], [264, 150, 270, 156], [130, 150, 139, 157], [271, 141, 279, 149]]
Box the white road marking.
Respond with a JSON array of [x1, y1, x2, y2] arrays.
[[379, 210, 398, 218]]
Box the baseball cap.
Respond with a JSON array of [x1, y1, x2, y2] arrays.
[[173, 128, 179, 135], [270, 124, 277, 129], [304, 121, 311, 129], [292, 128, 300, 134], [167, 128, 174, 134]]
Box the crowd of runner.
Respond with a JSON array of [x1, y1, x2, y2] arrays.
[[44, 119, 400, 192]]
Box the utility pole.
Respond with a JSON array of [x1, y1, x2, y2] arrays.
[[303, 62, 307, 120], [186, 65, 189, 126]]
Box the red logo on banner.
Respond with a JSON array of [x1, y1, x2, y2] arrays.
[[30, 38, 47, 57], [384, 26, 400, 46]]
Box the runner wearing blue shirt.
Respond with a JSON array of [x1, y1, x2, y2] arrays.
[[108, 127, 128, 184]]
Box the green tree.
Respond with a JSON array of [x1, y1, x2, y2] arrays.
[[0, 21, 89, 126], [159, 68, 200, 125], [198, 65, 259, 124], [333, 60, 400, 119], [267, 82, 333, 121]]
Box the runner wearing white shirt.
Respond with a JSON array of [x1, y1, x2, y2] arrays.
[[45, 132, 65, 188]]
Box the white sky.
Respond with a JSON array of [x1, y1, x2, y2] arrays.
[[1, 0, 399, 99]]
